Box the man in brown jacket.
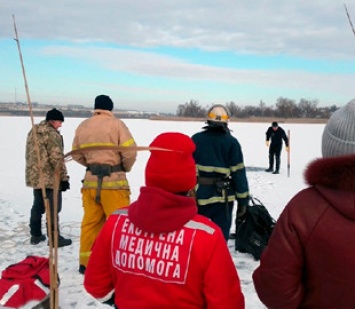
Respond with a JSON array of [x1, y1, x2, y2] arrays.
[[72, 95, 137, 274]]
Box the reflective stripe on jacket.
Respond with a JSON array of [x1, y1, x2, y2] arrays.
[[192, 127, 249, 206], [84, 186, 245, 308], [72, 110, 137, 190]]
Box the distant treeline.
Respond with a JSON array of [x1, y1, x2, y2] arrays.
[[0, 109, 153, 119], [176, 98, 339, 119], [0, 97, 340, 119]]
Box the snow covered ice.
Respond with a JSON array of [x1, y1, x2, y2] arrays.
[[0, 116, 325, 308]]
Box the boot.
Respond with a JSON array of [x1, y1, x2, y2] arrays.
[[265, 168, 273, 172], [30, 234, 46, 245], [48, 235, 72, 247], [79, 265, 86, 275], [58, 235, 72, 247], [272, 170, 279, 174]]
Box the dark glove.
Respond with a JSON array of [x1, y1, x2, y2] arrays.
[[236, 204, 247, 219], [60, 180, 70, 192]]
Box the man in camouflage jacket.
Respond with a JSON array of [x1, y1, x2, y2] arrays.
[[25, 108, 71, 247]]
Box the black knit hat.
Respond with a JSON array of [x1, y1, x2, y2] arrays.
[[272, 121, 278, 127], [46, 108, 64, 122], [94, 95, 114, 111]]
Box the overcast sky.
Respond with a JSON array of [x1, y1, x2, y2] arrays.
[[1, 1, 355, 113]]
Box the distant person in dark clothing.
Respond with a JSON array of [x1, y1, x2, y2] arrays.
[[253, 99, 355, 309], [265, 121, 289, 174], [192, 104, 250, 241]]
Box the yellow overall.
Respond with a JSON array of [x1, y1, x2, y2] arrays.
[[79, 188, 130, 267]]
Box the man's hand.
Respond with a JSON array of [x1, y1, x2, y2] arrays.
[[237, 204, 247, 219], [60, 180, 70, 192], [286, 146, 290, 152], [265, 141, 270, 147]]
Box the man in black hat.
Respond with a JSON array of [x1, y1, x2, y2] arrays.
[[265, 121, 289, 174], [72, 95, 137, 274], [25, 108, 72, 247]]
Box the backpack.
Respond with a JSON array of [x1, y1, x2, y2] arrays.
[[235, 197, 276, 261]]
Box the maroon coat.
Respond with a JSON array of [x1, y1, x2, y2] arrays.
[[253, 154, 355, 308]]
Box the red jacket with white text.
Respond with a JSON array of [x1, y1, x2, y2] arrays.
[[84, 186, 245, 309]]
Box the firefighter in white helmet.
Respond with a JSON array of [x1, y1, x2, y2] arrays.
[[191, 104, 250, 241]]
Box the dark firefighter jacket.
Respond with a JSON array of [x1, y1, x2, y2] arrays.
[[191, 126, 249, 207]]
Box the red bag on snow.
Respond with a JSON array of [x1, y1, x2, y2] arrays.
[[0, 255, 51, 308]]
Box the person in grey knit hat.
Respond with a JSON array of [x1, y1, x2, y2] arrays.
[[322, 99, 355, 157], [253, 99, 355, 308]]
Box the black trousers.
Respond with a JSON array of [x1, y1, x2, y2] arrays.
[[198, 202, 234, 241], [268, 145, 282, 171], [29, 189, 62, 237]]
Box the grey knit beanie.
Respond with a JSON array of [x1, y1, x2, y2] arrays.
[[322, 99, 355, 157]]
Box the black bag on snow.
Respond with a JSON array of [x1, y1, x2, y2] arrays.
[[235, 197, 276, 261]]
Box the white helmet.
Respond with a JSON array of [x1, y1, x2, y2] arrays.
[[206, 104, 230, 123]]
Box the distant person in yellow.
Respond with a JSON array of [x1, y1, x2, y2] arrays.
[[72, 94, 137, 275]]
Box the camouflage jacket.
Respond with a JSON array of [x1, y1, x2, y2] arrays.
[[25, 120, 69, 189]]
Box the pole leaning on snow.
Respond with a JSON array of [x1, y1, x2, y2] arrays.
[[12, 15, 59, 309], [287, 129, 291, 177]]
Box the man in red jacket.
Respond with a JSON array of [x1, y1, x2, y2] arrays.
[[84, 132, 245, 309], [253, 99, 355, 308]]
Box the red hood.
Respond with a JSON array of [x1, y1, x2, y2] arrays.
[[128, 186, 197, 233], [305, 154, 355, 220]]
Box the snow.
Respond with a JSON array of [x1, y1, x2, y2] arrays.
[[0, 116, 325, 308]]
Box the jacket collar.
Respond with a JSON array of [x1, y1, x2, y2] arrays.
[[305, 154, 355, 191], [128, 186, 197, 234], [93, 109, 113, 117]]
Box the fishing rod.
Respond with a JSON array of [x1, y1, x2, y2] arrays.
[[12, 14, 59, 309]]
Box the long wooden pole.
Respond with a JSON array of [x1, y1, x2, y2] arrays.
[[12, 15, 58, 309], [344, 3, 355, 37]]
